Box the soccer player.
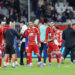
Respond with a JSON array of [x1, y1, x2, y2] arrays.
[[0, 21, 10, 70], [39, 19, 48, 67], [52, 27, 63, 62], [46, 21, 60, 67], [23, 21, 43, 68], [0, 23, 3, 70]]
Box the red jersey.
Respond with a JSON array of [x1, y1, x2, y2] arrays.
[[0, 28, 3, 51], [46, 26, 57, 42], [57, 31, 62, 44], [23, 27, 40, 45], [0, 26, 10, 51]]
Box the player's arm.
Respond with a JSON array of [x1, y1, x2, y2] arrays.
[[13, 29, 21, 39], [36, 28, 41, 44], [22, 29, 28, 38], [45, 27, 50, 42], [62, 31, 65, 40]]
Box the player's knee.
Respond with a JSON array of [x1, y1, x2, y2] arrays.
[[55, 51, 59, 55]]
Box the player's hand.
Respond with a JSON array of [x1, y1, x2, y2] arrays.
[[38, 43, 41, 47], [46, 42, 49, 46], [47, 39, 52, 42], [18, 43, 21, 47]]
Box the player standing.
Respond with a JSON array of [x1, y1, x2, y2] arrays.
[[23, 21, 43, 68], [0, 23, 3, 70], [46, 21, 60, 67]]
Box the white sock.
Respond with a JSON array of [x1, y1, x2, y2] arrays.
[[12, 63, 15, 67], [4, 62, 7, 66]]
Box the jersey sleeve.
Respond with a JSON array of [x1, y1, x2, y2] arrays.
[[36, 28, 41, 43], [45, 27, 50, 42], [22, 29, 28, 38]]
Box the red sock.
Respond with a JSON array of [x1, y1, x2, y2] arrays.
[[52, 53, 54, 59], [56, 54, 59, 64], [30, 53, 32, 63], [59, 53, 63, 57], [0, 57, 2, 67], [48, 54, 51, 63], [38, 55, 41, 62], [15, 58, 17, 62], [6, 58, 8, 63], [27, 55, 30, 65], [9, 57, 11, 63]]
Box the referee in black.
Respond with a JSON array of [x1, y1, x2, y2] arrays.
[[62, 23, 75, 64]]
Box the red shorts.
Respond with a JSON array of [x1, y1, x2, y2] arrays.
[[58, 45, 62, 49], [26, 44, 39, 53], [47, 42, 59, 53], [0, 45, 2, 54]]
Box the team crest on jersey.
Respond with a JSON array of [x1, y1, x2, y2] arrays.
[[29, 33, 34, 36]]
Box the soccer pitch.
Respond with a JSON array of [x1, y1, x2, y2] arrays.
[[0, 58, 75, 75]]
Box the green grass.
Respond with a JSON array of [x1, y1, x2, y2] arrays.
[[0, 58, 75, 75]]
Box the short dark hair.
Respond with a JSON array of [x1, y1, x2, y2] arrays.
[[68, 24, 71, 27], [44, 18, 48, 23], [56, 27, 59, 29], [6, 20, 9, 25], [50, 20, 54, 23], [20, 21, 25, 24], [72, 23, 75, 26]]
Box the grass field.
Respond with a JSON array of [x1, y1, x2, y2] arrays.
[[0, 58, 75, 75]]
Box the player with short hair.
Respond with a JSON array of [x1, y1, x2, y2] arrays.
[[23, 21, 43, 68], [52, 27, 63, 62], [46, 21, 60, 67]]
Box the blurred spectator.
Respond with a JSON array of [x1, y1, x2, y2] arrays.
[[68, 9, 74, 19], [1, 6, 9, 17], [35, 5, 41, 19], [45, 5, 51, 19], [40, 3, 47, 17], [61, 13, 67, 22], [51, 8, 58, 21], [0, 11, 5, 21], [20, 15, 27, 22]]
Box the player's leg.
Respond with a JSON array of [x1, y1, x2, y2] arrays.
[[36, 53, 43, 67], [48, 52, 52, 67], [0, 46, 2, 70], [12, 54, 16, 68], [55, 51, 60, 67], [61, 47, 70, 63], [52, 52, 54, 59], [30, 52, 32, 66], [34, 45, 43, 67], [0, 52, 2, 70], [26, 44, 31, 68], [4, 54, 9, 68], [71, 48, 75, 64], [39, 43, 43, 57], [26, 53, 31, 68], [43, 43, 47, 67], [48, 46, 52, 67], [15, 54, 19, 66], [8, 54, 12, 65]]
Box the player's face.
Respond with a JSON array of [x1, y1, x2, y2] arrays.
[[49, 22, 54, 27], [29, 22, 34, 28], [73, 25, 75, 30]]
